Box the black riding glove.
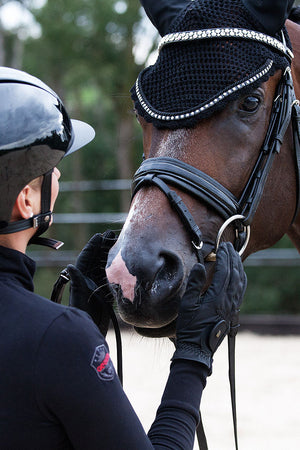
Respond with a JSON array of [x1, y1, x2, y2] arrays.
[[172, 242, 247, 373], [68, 230, 116, 336]]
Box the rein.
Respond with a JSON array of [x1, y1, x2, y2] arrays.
[[131, 66, 300, 450]]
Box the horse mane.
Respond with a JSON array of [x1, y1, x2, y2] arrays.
[[289, 6, 300, 25]]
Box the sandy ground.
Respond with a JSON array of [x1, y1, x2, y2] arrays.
[[106, 329, 300, 450]]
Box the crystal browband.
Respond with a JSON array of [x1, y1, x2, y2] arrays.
[[135, 59, 274, 122], [158, 28, 294, 61]]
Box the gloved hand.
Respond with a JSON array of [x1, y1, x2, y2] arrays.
[[68, 230, 116, 336], [172, 242, 247, 373]]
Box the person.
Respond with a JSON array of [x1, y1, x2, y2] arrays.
[[0, 66, 247, 450]]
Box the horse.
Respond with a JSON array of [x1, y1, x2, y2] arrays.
[[106, 2, 300, 339]]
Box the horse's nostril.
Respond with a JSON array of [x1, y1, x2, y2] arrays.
[[147, 251, 183, 299], [159, 252, 180, 279], [118, 249, 183, 329]]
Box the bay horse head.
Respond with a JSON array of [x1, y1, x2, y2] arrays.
[[106, 0, 300, 337]]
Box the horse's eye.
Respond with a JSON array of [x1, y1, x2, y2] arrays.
[[240, 95, 260, 112]]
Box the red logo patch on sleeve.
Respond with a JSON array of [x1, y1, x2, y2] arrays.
[[91, 344, 115, 381]]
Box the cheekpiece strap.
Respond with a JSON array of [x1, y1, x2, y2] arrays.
[[239, 67, 295, 225]]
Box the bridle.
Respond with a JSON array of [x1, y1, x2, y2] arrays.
[[132, 66, 300, 263], [131, 32, 300, 450]]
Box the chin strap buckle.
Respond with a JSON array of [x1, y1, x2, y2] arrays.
[[32, 212, 52, 229]]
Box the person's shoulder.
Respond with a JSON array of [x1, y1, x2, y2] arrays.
[[8, 284, 97, 338], [0, 277, 104, 348], [0, 277, 69, 326], [36, 304, 108, 373], [34, 295, 96, 335], [40, 302, 105, 348]]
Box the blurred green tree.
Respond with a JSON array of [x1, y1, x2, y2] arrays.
[[20, 0, 147, 248]]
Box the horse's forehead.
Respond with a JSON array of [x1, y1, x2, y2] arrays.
[[154, 129, 192, 158], [145, 71, 282, 166]]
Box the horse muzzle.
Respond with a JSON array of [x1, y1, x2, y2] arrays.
[[106, 239, 186, 332]]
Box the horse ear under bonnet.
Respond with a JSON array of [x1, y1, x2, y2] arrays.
[[242, 0, 295, 35], [140, 0, 189, 36], [131, 0, 294, 129]]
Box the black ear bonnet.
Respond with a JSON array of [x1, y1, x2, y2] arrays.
[[131, 0, 293, 129]]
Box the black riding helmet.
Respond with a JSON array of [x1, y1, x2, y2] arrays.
[[0, 67, 95, 248]]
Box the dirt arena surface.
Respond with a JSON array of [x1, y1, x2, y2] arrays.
[[107, 328, 300, 450]]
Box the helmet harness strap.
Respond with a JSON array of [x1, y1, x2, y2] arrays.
[[0, 169, 64, 250], [29, 168, 64, 249]]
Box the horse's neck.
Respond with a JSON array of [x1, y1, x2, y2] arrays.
[[287, 20, 300, 98]]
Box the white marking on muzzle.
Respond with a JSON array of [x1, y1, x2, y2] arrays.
[[106, 249, 137, 302]]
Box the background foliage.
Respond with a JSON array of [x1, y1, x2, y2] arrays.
[[1, 0, 300, 314]]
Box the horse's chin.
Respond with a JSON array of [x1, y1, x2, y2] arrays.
[[134, 320, 176, 338], [117, 297, 178, 331]]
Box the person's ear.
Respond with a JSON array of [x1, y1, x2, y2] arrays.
[[13, 185, 35, 220]]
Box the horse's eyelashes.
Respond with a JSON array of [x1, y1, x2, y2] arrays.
[[239, 95, 261, 113]]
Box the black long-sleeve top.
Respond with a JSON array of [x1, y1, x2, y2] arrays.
[[0, 245, 208, 449]]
